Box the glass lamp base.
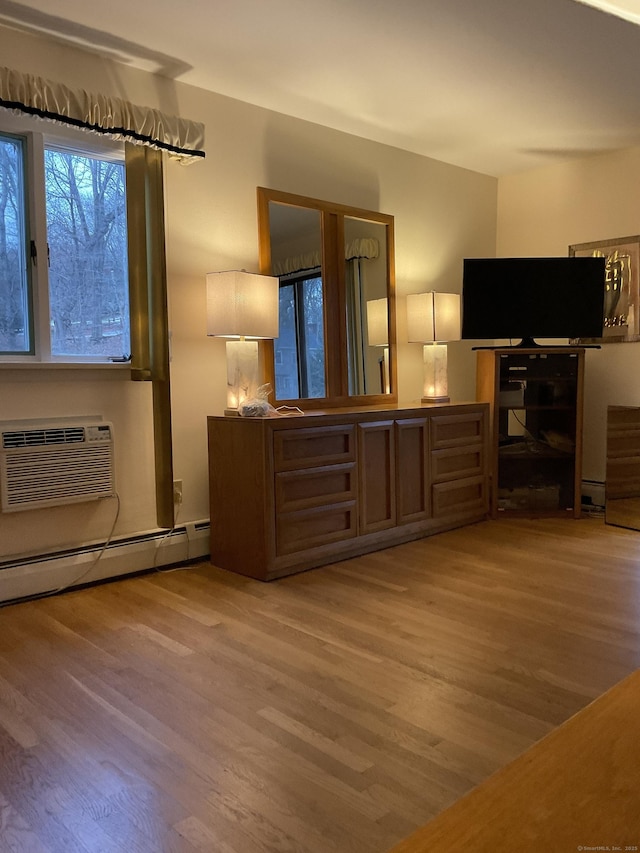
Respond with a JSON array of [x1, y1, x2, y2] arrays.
[[226, 339, 259, 413], [422, 343, 449, 402]]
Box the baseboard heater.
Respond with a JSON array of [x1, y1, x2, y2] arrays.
[[581, 479, 605, 509], [0, 522, 210, 605]]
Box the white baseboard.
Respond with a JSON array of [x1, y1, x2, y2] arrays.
[[581, 480, 605, 508], [0, 523, 210, 605]]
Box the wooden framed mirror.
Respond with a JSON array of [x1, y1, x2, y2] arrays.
[[606, 405, 640, 530], [257, 187, 397, 409]]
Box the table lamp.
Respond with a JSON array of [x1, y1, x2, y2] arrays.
[[206, 270, 279, 414], [406, 291, 461, 403], [366, 297, 390, 393]]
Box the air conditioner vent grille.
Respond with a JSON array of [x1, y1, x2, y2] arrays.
[[0, 421, 115, 512], [2, 427, 85, 449]]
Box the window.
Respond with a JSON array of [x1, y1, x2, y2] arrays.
[[0, 133, 29, 354], [274, 271, 326, 399], [0, 115, 130, 363]]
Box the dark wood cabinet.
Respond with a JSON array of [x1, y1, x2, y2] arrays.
[[208, 403, 489, 580], [476, 347, 584, 518], [395, 417, 430, 524], [358, 420, 396, 535]]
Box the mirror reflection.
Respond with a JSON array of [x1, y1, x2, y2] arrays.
[[606, 405, 640, 530], [268, 204, 325, 399], [344, 217, 389, 395], [262, 189, 395, 406]]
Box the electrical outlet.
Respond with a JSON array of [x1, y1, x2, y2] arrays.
[[173, 479, 183, 505]]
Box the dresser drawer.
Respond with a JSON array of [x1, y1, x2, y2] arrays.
[[276, 502, 357, 555], [431, 412, 484, 449], [275, 463, 356, 513], [432, 475, 486, 518], [431, 445, 484, 483], [273, 425, 356, 472]]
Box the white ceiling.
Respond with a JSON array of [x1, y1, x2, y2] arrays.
[[3, 0, 640, 175]]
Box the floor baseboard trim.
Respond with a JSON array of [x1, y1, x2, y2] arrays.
[[581, 479, 605, 508], [0, 523, 210, 604]]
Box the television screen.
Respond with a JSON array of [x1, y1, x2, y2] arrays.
[[461, 257, 606, 346]]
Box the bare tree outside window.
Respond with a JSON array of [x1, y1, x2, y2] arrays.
[[1, 121, 132, 363], [45, 149, 130, 358], [0, 134, 30, 354], [274, 273, 325, 399]]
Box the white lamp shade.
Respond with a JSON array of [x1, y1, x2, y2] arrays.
[[366, 298, 389, 346], [206, 270, 279, 339], [406, 292, 461, 343]]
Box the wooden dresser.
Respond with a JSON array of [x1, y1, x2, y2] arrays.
[[207, 403, 489, 580]]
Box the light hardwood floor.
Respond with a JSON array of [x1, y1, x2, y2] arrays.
[[1, 515, 640, 852], [389, 666, 640, 852]]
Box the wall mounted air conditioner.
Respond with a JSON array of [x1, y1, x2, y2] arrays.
[[0, 420, 116, 512]]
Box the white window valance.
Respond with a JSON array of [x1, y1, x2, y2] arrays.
[[273, 238, 379, 277], [272, 251, 322, 278], [346, 237, 379, 261], [0, 65, 205, 163]]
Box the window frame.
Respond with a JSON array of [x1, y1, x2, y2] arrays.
[[0, 128, 34, 357], [0, 109, 130, 367]]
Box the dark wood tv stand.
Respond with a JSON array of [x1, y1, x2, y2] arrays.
[[476, 347, 585, 518]]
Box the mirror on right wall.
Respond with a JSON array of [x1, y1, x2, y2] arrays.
[[606, 405, 640, 530], [257, 187, 397, 408]]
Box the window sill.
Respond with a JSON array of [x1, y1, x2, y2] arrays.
[[0, 361, 132, 371]]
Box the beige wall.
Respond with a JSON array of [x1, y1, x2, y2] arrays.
[[0, 25, 497, 573], [497, 147, 640, 482]]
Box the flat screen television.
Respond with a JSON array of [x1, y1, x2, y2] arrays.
[[461, 257, 606, 347]]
